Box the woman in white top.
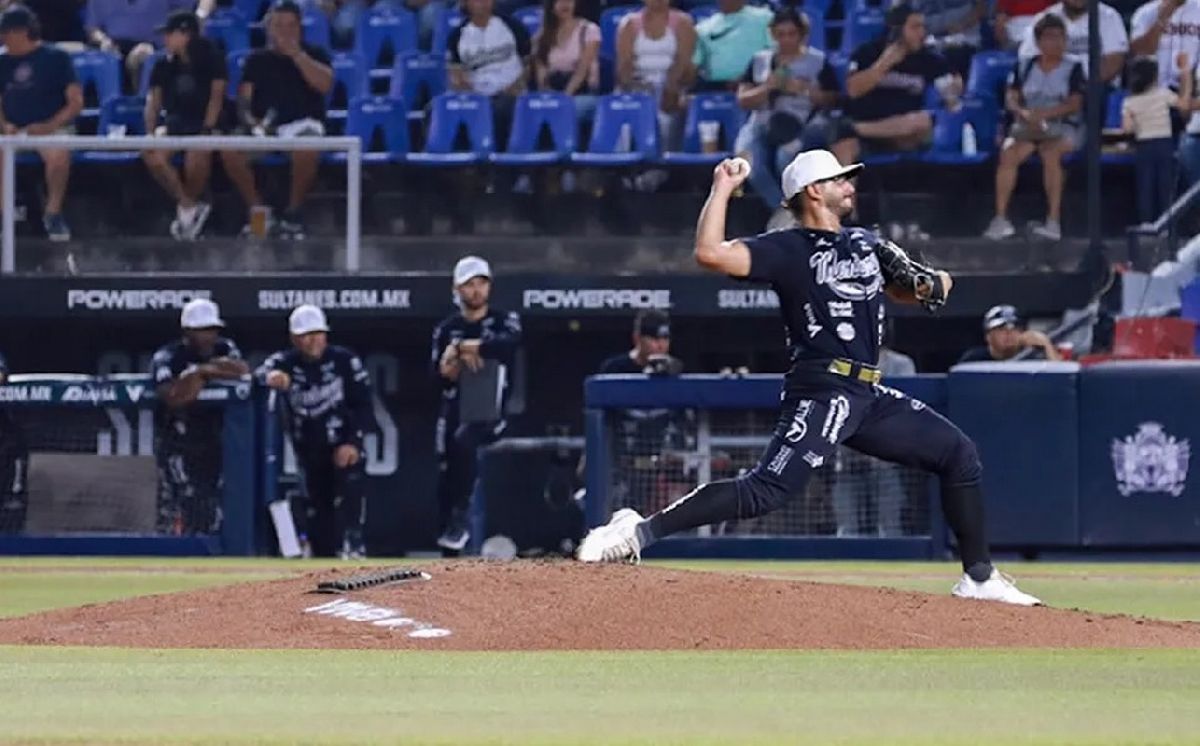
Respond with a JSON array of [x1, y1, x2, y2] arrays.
[[533, 0, 601, 116], [615, 0, 695, 118]]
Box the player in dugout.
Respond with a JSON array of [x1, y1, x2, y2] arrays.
[[151, 298, 249, 535], [260, 305, 374, 559], [0, 350, 29, 533]]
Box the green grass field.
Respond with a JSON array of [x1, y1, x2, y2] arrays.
[[2, 558, 1199, 745]]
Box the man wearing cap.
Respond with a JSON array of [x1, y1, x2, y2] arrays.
[[259, 305, 374, 559], [221, 0, 333, 240], [142, 11, 227, 241], [0, 5, 83, 241], [431, 255, 523, 552], [579, 149, 1042, 607], [0, 350, 29, 533], [959, 304, 1063, 362], [86, 0, 191, 90], [150, 298, 249, 535]]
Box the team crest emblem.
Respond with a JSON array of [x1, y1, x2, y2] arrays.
[[1112, 423, 1190, 497]]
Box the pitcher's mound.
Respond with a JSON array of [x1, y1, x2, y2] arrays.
[[2, 561, 1198, 650]]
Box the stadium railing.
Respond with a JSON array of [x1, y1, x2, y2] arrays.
[[0, 134, 363, 273]]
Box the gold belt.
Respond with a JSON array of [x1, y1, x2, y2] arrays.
[[827, 358, 882, 385]]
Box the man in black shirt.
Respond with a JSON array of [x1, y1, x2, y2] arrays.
[[220, 0, 333, 240], [0, 6, 83, 241], [598, 310, 680, 375], [142, 11, 226, 241], [431, 255, 523, 552], [959, 304, 1063, 363], [0, 351, 29, 534], [831, 4, 962, 165], [260, 305, 374, 558], [151, 299, 250, 535], [579, 150, 1041, 606]]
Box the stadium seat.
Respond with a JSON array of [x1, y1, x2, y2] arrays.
[[689, 4, 718, 24], [598, 5, 638, 92], [840, 2, 885, 54], [965, 50, 1017, 104], [71, 50, 121, 122], [828, 51, 849, 89], [138, 49, 166, 95], [389, 53, 448, 111], [225, 49, 252, 99], [491, 92, 577, 166], [431, 7, 462, 56], [660, 92, 742, 165], [230, 0, 265, 22], [512, 6, 543, 37], [807, 11, 827, 52], [1105, 89, 1125, 129], [921, 105, 991, 165], [79, 96, 148, 164], [355, 5, 418, 74], [570, 93, 658, 166], [407, 92, 495, 165], [202, 9, 251, 54], [302, 6, 333, 50], [328, 53, 368, 131], [334, 96, 410, 163]]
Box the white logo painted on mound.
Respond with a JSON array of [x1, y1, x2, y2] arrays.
[[304, 599, 452, 638]]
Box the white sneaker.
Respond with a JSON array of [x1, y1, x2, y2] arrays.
[[983, 216, 1015, 240], [952, 569, 1042, 606], [1031, 219, 1062, 241], [576, 508, 644, 563]]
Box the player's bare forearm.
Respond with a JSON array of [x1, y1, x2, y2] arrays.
[[158, 371, 206, 409], [206, 358, 250, 379]]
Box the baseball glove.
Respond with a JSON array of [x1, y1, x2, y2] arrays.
[[874, 238, 947, 313]]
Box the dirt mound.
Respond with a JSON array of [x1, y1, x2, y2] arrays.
[[2, 561, 1199, 650]]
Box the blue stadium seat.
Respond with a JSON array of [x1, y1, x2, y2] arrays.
[[138, 49, 166, 95], [79, 96, 148, 164], [302, 6, 333, 50], [431, 7, 463, 56], [828, 51, 849, 89], [389, 53, 447, 110], [965, 50, 1017, 104], [661, 92, 743, 165], [230, 0, 265, 22], [407, 92, 495, 166], [328, 53, 368, 131], [690, 4, 718, 24], [570, 93, 658, 166], [598, 5, 638, 92], [807, 10, 827, 52], [71, 50, 121, 121], [202, 9, 251, 53], [332, 96, 410, 163], [225, 49, 252, 99], [355, 5, 418, 73], [840, 3, 885, 54], [1105, 89, 1125, 129], [920, 105, 991, 165], [513, 6, 543, 37], [492, 92, 577, 166]]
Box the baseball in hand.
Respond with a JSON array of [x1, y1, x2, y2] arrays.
[[727, 157, 751, 178]]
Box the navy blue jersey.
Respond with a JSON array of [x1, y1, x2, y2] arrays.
[[257, 345, 374, 450], [431, 308, 522, 412], [150, 337, 242, 439], [742, 226, 887, 381]]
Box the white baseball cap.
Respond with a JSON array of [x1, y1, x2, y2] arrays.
[[453, 255, 492, 287], [781, 149, 863, 201], [289, 304, 330, 335], [180, 298, 224, 329]]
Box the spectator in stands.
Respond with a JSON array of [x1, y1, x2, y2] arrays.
[[832, 4, 961, 167], [142, 11, 226, 241], [994, 0, 1053, 50], [910, 0, 985, 78], [690, 0, 771, 91], [151, 298, 250, 535], [616, 0, 696, 134], [1137, 0, 1200, 186], [0, 5, 83, 241], [25, 0, 86, 46], [406, 0, 450, 52], [86, 0, 191, 91], [431, 256, 522, 553], [447, 0, 531, 148], [1125, 55, 1192, 224], [983, 13, 1083, 241], [532, 0, 600, 110], [1016, 0, 1128, 84], [0, 349, 29, 534], [958, 304, 1063, 362], [221, 0, 333, 240], [735, 8, 839, 223], [598, 310, 681, 375]]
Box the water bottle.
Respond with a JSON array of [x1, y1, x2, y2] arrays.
[[961, 122, 977, 156], [616, 123, 632, 152]]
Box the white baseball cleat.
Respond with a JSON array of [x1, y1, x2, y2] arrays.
[[576, 508, 644, 563], [952, 569, 1042, 606]]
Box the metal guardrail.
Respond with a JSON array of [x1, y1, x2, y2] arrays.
[[0, 134, 363, 273], [1125, 178, 1200, 271]]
